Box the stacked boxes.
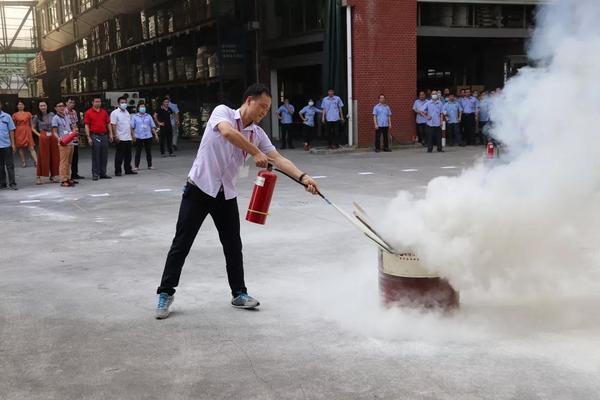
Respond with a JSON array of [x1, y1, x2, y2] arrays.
[[208, 53, 219, 78]]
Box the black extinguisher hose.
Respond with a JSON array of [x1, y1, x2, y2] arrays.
[[268, 163, 395, 253], [269, 163, 331, 204]]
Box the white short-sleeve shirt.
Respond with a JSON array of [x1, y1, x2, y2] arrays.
[[110, 108, 132, 141], [188, 105, 276, 200]]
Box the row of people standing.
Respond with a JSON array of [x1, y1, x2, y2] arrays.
[[277, 88, 345, 151], [413, 88, 496, 152], [0, 95, 180, 190]]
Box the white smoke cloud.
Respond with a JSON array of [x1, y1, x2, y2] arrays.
[[382, 0, 600, 298]]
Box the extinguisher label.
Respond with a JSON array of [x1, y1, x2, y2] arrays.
[[255, 176, 266, 187]]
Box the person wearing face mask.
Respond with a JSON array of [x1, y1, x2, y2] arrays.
[[423, 91, 444, 153], [111, 96, 137, 176], [154, 83, 320, 319], [131, 101, 158, 171], [298, 99, 322, 151]]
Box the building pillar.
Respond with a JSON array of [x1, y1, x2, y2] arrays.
[[348, 0, 417, 146]]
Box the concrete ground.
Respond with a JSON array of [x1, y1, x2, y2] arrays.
[[1, 142, 599, 400]]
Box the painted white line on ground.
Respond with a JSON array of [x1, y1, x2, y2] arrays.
[[402, 169, 419, 172], [89, 193, 110, 197], [20, 200, 41, 204], [358, 172, 374, 175], [154, 189, 172, 192], [312, 176, 328, 179], [441, 166, 458, 169]]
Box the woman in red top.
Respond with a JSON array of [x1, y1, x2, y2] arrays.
[[12, 101, 38, 168]]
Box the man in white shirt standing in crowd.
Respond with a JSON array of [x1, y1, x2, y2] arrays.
[[154, 83, 319, 319], [111, 96, 137, 176]]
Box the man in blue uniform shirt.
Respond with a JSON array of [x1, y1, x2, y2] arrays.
[[372, 94, 392, 152], [0, 102, 17, 190], [277, 98, 295, 149], [443, 93, 463, 147], [423, 91, 444, 153], [459, 89, 480, 145], [413, 91, 428, 145], [321, 89, 345, 149]]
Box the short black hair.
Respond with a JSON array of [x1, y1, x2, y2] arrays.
[[137, 100, 145, 106], [55, 100, 65, 107], [242, 83, 271, 102], [66, 97, 77, 103], [379, 93, 385, 98], [93, 97, 102, 101], [117, 96, 127, 103]]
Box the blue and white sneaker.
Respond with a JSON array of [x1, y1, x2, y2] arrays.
[[231, 293, 260, 309], [155, 293, 174, 319]]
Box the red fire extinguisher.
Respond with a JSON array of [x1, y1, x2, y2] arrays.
[[59, 131, 78, 146], [487, 141, 494, 159], [246, 164, 278, 225]]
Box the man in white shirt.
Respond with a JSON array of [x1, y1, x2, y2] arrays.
[[110, 96, 137, 176], [155, 83, 319, 319]]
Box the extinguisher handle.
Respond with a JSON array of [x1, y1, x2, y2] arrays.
[[267, 163, 273, 171]]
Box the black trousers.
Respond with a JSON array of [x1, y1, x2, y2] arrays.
[[416, 123, 427, 145], [159, 128, 173, 155], [325, 121, 340, 147], [375, 127, 390, 151], [0, 147, 16, 186], [302, 124, 315, 145], [426, 126, 442, 152], [91, 133, 108, 178], [446, 123, 462, 146], [280, 123, 294, 148], [135, 138, 153, 168], [71, 144, 80, 176], [114, 140, 133, 174], [157, 183, 246, 297], [462, 114, 476, 145]]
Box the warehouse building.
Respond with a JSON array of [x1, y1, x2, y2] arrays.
[[29, 0, 541, 147]]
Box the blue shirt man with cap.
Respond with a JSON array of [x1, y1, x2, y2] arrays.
[[0, 103, 17, 189], [372, 94, 392, 152]]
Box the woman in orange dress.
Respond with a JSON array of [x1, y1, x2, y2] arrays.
[[12, 101, 38, 168], [32, 101, 59, 184]]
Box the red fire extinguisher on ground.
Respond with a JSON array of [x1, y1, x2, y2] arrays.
[[246, 164, 278, 225], [487, 140, 494, 159]]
